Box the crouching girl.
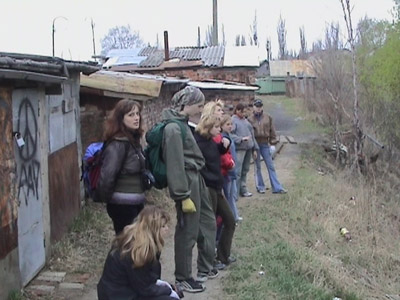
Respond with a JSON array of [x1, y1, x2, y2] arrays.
[[97, 206, 181, 300]]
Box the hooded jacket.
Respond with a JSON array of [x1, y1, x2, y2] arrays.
[[161, 108, 205, 202]]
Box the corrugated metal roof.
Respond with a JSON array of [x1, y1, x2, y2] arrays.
[[104, 47, 157, 68], [103, 45, 264, 69], [138, 47, 158, 56], [201, 46, 224, 66], [106, 48, 142, 58], [139, 51, 164, 68], [188, 81, 259, 91], [161, 46, 224, 67]]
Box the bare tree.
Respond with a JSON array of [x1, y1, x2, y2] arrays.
[[204, 25, 213, 46], [266, 38, 272, 61], [277, 14, 287, 59], [312, 39, 323, 53], [235, 34, 241, 46], [197, 27, 201, 47], [221, 24, 226, 46], [249, 10, 258, 46], [156, 33, 160, 49], [299, 26, 307, 58], [100, 25, 144, 55], [241, 35, 246, 46], [235, 34, 247, 46], [341, 0, 364, 173], [311, 50, 353, 164], [324, 22, 342, 50]]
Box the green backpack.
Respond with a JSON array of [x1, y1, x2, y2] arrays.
[[145, 120, 187, 189]]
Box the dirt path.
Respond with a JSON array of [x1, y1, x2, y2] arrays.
[[26, 96, 308, 300], [158, 97, 304, 300]]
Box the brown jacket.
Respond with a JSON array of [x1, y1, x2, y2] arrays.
[[248, 112, 279, 145]]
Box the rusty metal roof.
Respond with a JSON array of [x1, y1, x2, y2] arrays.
[[137, 46, 225, 68], [104, 45, 262, 69]]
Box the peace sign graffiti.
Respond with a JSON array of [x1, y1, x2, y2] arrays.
[[17, 97, 38, 161]]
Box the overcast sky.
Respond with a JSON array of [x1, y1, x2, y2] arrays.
[[1, 0, 395, 61]]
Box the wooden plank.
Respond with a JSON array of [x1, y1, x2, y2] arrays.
[[272, 143, 285, 159], [285, 135, 297, 144], [80, 72, 162, 98]]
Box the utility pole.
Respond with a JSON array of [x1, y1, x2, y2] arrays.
[[197, 26, 201, 47], [52, 16, 68, 57], [90, 18, 96, 58], [212, 0, 218, 46]]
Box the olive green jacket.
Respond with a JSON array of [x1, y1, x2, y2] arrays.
[[161, 109, 205, 202]]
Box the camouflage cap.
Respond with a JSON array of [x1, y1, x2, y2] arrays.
[[171, 86, 205, 109]]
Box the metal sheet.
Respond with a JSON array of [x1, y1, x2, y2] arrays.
[[48, 142, 80, 242], [12, 88, 45, 286]]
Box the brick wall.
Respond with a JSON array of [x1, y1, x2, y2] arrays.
[[80, 84, 182, 152], [139, 67, 257, 85]]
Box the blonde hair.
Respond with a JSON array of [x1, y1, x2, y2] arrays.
[[219, 114, 232, 127], [201, 99, 224, 119], [196, 114, 220, 138], [112, 206, 170, 268]]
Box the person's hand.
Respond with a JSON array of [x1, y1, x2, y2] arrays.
[[253, 150, 258, 160], [242, 136, 250, 142], [182, 198, 196, 213], [156, 279, 172, 289], [269, 145, 276, 155], [170, 289, 180, 299], [222, 137, 230, 149]]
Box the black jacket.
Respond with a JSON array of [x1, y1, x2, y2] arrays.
[[194, 132, 227, 190], [96, 137, 145, 203], [97, 249, 170, 300]]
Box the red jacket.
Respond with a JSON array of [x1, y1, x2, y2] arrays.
[[213, 134, 234, 176]]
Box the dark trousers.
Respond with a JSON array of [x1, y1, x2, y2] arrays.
[[106, 203, 144, 235], [208, 187, 236, 264]]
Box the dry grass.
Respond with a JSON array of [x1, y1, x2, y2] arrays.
[[47, 188, 175, 275], [224, 139, 400, 299]]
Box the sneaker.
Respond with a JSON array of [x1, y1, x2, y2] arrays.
[[176, 278, 205, 293], [273, 189, 287, 194], [197, 268, 219, 282], [227, 256, 237, 264], [214, 260, 226, 270], [241, 192, 253, 197], [236, 217, 243, 222], [257, 189, 266, 194]]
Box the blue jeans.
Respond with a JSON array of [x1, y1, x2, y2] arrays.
[[223, 176, 240, 221], [254, 143, 284, 193]]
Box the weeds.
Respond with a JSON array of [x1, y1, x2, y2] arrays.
[[8, 290, 23, 300], [224, 101, 400, 298]]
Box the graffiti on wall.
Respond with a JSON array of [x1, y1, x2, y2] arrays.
[[16, 97, 41, 205]]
